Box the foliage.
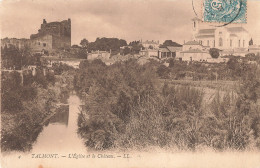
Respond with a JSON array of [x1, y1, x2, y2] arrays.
[[209, 48, 220, 58], [160, 40, 182, 48], [129, 40, 143, 54], [88, 37, 127, 53], [75, 57, 260, 151], [80, 38, 89, 48], [157, 65, 170, 79], [120, 47, 131, 55], [1, 45, 41, 70], [52, 62, 74, 75]]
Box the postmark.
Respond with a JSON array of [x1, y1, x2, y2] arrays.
[[203, 0, 247, 23]]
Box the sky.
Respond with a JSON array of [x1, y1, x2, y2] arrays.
[[0, 0, 260, 45]]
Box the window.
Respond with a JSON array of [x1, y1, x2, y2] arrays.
[[239, 40, 241, 47], [243, 40, 245, 47], [194, 21, 196, 29], [213, 40, 215, 47], [230, 40, 232, 47], [207, 40, 209, 46], [43, 43, 46, 47], [38, 42, 40, 45], [219, 38, 223, 47]]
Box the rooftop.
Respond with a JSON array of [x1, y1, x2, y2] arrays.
[[181, 49, 207, 53], [166, 46, 182, 52], [159, 48, 170, 52], [198, 29, 216, 34], [183, 41, 202, 46], [226, 27, 248, 33], [196, 34, 215, 38]]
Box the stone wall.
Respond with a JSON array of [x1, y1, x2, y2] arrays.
[[30, 34, 53, 51], [30, 19, 71, 50], [1, 38, 31, 49]]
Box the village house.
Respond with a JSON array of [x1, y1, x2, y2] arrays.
[[248, 45, 260, 55], [158, 46, 182, 59], [87, 50, 111, 60], [139, 49, 158, 57], [178, 41, 211, 62], [141, 40, 160, 49]]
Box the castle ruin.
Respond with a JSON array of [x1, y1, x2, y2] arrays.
[[1, 18, 71, 52]]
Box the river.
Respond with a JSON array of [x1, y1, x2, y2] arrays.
[[1, 94, 87, 167], [31, 94, 86, 153]]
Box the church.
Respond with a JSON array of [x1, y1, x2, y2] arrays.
[[192, 17, 250, 50]]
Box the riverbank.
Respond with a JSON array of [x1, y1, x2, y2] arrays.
[[1, 72, 72, 152]]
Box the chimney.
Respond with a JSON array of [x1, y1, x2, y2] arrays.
[[43, 19, 47, 24]]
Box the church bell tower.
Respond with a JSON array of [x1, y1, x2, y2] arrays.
[[192, 17, 200, 40]]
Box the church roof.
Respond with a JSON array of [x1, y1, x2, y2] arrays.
[[196, 34, 215, 38], [226, 27, 248, 33], [198, 29, 215, 34], [183, 41, 201, 46]]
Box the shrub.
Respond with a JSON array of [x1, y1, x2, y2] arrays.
[[209, 48, 220, 58]]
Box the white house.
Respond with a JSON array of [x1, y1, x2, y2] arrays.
[[178, 41, 211, 62], [139, 49, 158, 57], [88, 51, 111, 60], [141, 40, 160, 49]]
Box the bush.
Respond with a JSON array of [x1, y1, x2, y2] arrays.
[[209, 48, 220, 58]]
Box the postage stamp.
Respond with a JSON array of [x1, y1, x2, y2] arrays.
[[203, 0, 247, 23]]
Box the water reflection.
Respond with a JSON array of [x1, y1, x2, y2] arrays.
[[31, 95, 86, 153], [49, 105, 69, 126]]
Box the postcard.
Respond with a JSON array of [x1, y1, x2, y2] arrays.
[[1, 0, 260, 168]]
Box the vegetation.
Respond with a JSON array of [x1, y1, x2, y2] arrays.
[[1, 45, 41, 70], [209, 48, 220, 58], [80, 38, 89, 49], [75, 58, 260, 151], [160, 40, 182, 48], [87, 37, 127, 53], [1, 47, 74, 152]]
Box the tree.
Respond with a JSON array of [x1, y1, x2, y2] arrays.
[[160, 40, 182, 48], [80, 38, 89, 48], [71, 44, 81, 48], [148, 45, 154, 49], [77, 48, 88, 59], [122, 47, 131, 55], [129, 40, 143, 54], [88, 37, 127, 53], [209, 48, 220, 58], [249, 38, 253, 46]]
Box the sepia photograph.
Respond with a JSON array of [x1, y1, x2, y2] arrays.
[[0, 0, 260, 167]]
